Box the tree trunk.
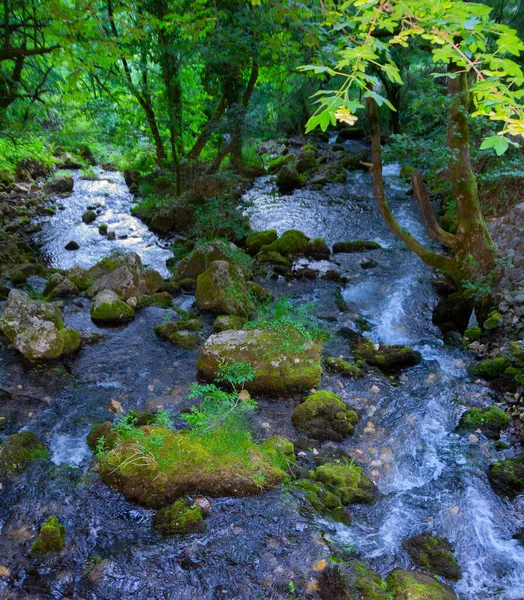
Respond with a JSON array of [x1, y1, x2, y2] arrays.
[[446, 67, 497, 281]]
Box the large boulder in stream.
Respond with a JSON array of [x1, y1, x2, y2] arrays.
[[276, 165, 305, 193], [195, 260, 254, 317], [176, 240, 252, 280], [354, 338, 421, 373], [0, 289, 80, 360], [197, 327, 322, 394], [98, 427, 292, 508], [45, 176, 74, 195], [317, 559, 389, 599], [403, 533, 461, 581], [91, 289, 135, 325], [386, 569, 457, 599], [0, 431, 48, 477], [260, 229, 310, 257]]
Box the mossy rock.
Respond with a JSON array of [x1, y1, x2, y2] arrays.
[[386, 569, 457, 599], [403, 533, 461, 581], [0, 431, 48, 476], [313, 460, 377, 506], [255, 250, 290, 266], [483, 312, 502, 330], [267, 154, 294, 175], [0, 169, 15, 190], [152, 499, 206, 535], [82, 209, 97, 224], [142, 269, 164, 294], [214, 315, 246, 333], [155, 320, 201, 349], [195, 260, 254, 317], [99, 427, 291, 508], [276, 165, 306, 192], [9, 270, 27, 285], [293, 479, 350, 524], [333, 241, 382, 253], [32, 516, 65, 553], [292, 391, 359, 442], [432, 290, 474, 334], [458, 406, 509, 439], [0, 284, 10, 301], [470, 356, 511, 380], [247, 281, 273, 304], [326, 168, 347, 184], [66, 266, 93, 291], [136, 292, 173, 309], [318, 559, 390, 599], [98, 223, 108, 235], [355, 338, 421, 373], [305, 238, 330, 260], [245, 230, 278, 255], [296, 151, 317, 173], [91, 289, 135, 325], [325, 356, 361, 378], [463, 326, 482, 342], [176, 240, 252, 280], [260, 229, 310, 257], [87, 421, 119, 453], [488, 456, 524, 499], [197, 327, 322, 394]]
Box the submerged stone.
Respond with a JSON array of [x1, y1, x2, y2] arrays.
[[0, 431, 48, 476], [197, 327, 322, 394], [292, 391, 359, 442], [403, 533, 461, 581], [386, 569, 457, 599], [152, 499, 206, 535], [32, 516, 65, 553], [354, 338, 421, 373]]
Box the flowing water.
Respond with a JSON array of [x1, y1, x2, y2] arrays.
[[0, 160, 523, 599]]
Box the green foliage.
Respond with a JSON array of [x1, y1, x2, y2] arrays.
[[193, 196, 252, 242]]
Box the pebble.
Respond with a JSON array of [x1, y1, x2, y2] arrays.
[[369, 385, 380, 394], [312, 559, 326, 572], [468, 434, 479, 444], [108, 399, 123, 413]]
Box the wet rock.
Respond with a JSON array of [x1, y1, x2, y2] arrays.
[[247, 281, 273, 304], [255, 250, 290, 266], [360, 259, 378, 269], [470, 356, 511, 380], [488, 456, 524, 498], [457, 406, 509, 439], [245, 230, 278, 255], [293, 479, 351, 524], [197, 328, 322, 394], [332, 241, 382, 253], [386, 569, 457, 599], [98, 427, 291, 508], [155, 318, 202, 349], [0, 284, 9, 301], [43, 273, 79, 299], [91, 289, 135, 325], [87, 252, 143, 300], [56, 152, 84, 169], [214, 315, 246, 333], [136, 291, 173, 309], [98, 223, 108, 235], [294, 267, 317, 280], [0, 431, 48, 476], [195, 260, 254, 317], [82, 209, 97, 224], [260, 229, 310, 257], [317, 559, 389, 599], [354, 338, 421, 373], [66, 266, 91, 290], [292, 391, 359, 442], [32, 516, 65, 553], [152, 499, 206, 535], [107, 230, 116, 240], [0, 289, 80, 360], [142, 269, 164, 294], [314, 461, 378, 505], [403, 533, 461, 581], [176, 240, 252, 280], [15, 157, 50, 182], [276, 165, 305, 193], [305, 238, 330, 260], [432, 289, 474, 333], [45, 176, 74, 195], [65, 240, 80, 251], [0, 169, 15, 190], [296, 151, 317, 173], [123, 168, 141, 191], [324, 356, 361, 378]]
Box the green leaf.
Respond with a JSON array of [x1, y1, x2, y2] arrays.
[[480, 135, 509, 155]]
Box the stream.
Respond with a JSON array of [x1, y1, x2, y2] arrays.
[[0, 164, 523, 599]]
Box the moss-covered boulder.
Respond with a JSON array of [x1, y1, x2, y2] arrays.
[[296, 151, 317, 173], [463, 326, 482, 342], [0, 289, 80, 360], [403, 533, 461, 581], [152, 499, 206, 535], [325, 356, 361, 378], [432, 290, 474, 334], [176, 240, 252, 280], [333, 241, 382, 253], [386, 569, 457, 599], [142, 269, 164, 294], [136, 292, 173, 309], [355, 338, 421, 373], [99, 426, 290, 508], [483, 311, 502, 330], [45, 176, 74, 195], [16, 157, 50, 181], [0, 431, 48, 476], [82, 209, 97, 224], [488, 456, 524, 498], [313, 461, 378, 505], [458, 406, 509, 439], [305, 238, 330, 260], [0, 169, 15, 190], [87, 252, 144, 300], [155, 319, 201, 349], [195, 260, 254, 317], [197, 327, 322, 394], [245, 230, 278, 255], [292, 391, 359, 442], [66, 266, 93, 291], [470, 357, 511, 380], [247, 281, 273, 305], [91, 289, 135, 325], [32, 516, 65, 553], [43, 273, 79, 299], [293, 479, 351, 524], [214, 315, 246, 333], [255, 250, 290, 266], [276, 165, 305, 192], [86, 421, 118, 453], [260, 229, 310, 257], [318, 559, 390, 599]]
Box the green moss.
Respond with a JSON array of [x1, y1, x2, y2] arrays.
[[136, 292, 173, 309], [82, 210, 97, 224], [403, 533, 461, 581], [400, 165, 417, 179], [325, 356, 361, 378], [260, 229, 310, 257], [326, 168, 347, 183], [483, 312, 502, 330], [293, 479, 349, 524], [458, 406, 509, 439], [305, 238, 330, 260], [0, 431, 48, 476], [214, 315, 245, 333], [355, 338, 421, 373], [32, 516, 65, 553], [470, 356, 511, 380], [314, 460, 377, 505], [255, 250, 290, 266], [464, 326, 482, 342], [291, 390, 359, 442], [267, 154, 294, 174], [98, 223, 108, 235], [318, 559, 390, 599], [488, 456, 524, 499], [386, 569, 457, 599], [10, 271, 27, 285], [152, 499, 206, 535], [440, 213, 458, 234], [195, 261, 254, 317], [332, 241, 382, 253], [91, 297, 135, 324], [61, 328, 81, 356], [245, 230, 278, 255]]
